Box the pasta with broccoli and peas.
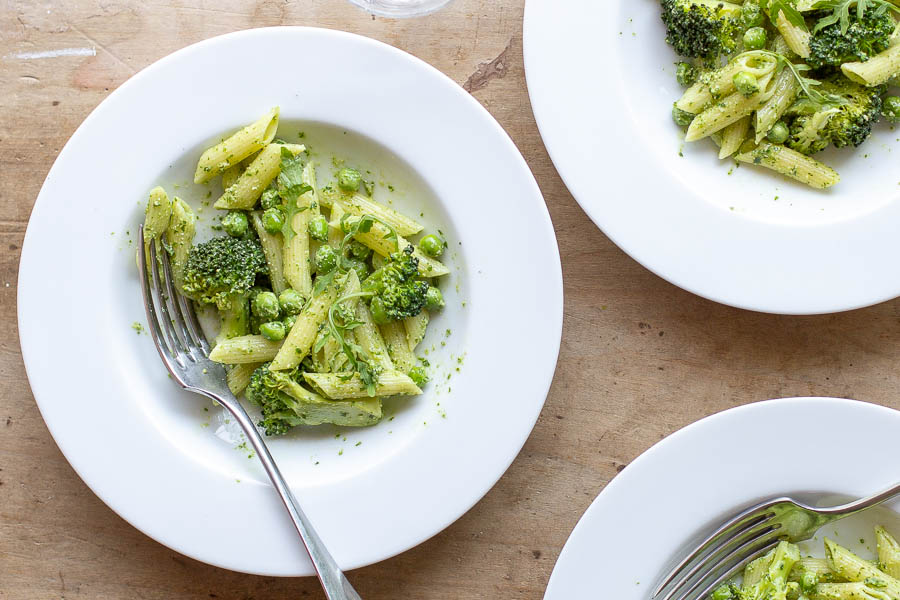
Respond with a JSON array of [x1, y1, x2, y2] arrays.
[[661, 0, 900, 189], [140, 108, 449, 435], [709, 526, 900, 600]]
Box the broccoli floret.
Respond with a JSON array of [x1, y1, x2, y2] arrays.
[[182, 236, 268, 309], [808, 10, 894, 69], [823, 79, 885, 149], [362, 245, 429, 324], [785, 78, 884, 154], [660, 0, 743, 60], [245, 363, 304, 436]]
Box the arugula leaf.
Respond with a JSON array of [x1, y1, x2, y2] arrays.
[[762, 0, 809, 31], [810, 0, 900, 34], [313, 269, 337, 296], [760, 50, 846, 106], [276, 147, 313, 242], [326, 291, 381, 397]]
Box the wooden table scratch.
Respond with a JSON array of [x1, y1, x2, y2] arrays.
[[3, 1, 900, 598]]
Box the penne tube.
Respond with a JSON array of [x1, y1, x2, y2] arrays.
[[303, 370, 422, 399], [209, 335, 282, 364], [735, 143, 840, 189], [214, 143, 305, 210], [194, 107, 279, 183]]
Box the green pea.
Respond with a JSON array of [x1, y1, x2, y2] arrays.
[[425, 286, 444, 311], [349, 240, 372, 260], [221, 211, 249, 238], [672, 105, 695, 127], [283, 314, 297, 331], [260, 188, 280, 210], [408, 366, 429, 387], [882, 96, 900, 123], [711, 585, 734, 600], [766, 121, 790, 144], [340, 214, 353, 233], [675, 62, 696, 87], [743, 27, 767, 50], [733, 71, 759, 97], [307, 215, 329, 241], [345, 258, 370, 283], [278, 289, 305, 315], [741, 2, 764, 27], [337, 168, 361, 192], [252, 291, 281, 320], [315, 245, 337, 274], [259, 320, 286, 341], [262, 208, 285, 233], [369, 296, 389, 324], [418, 234, 444, 258]]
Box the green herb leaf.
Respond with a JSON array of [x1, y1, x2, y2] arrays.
[[760, 50, 847, 106], [276, 147, 313, 242], [763, 0, 809, 31], [810, 0, 900, 35]]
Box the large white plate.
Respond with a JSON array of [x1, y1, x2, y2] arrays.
[[18, 27, 563, 576], [544, 398, 900, 598], [523, 1, 900, 315]]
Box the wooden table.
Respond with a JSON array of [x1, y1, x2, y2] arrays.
[[3, 1, 900, 597]]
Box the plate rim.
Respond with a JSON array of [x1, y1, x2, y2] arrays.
[[523, 0, 900, 315], [18, 25, 564, 576], [542, 397, 900, 598]]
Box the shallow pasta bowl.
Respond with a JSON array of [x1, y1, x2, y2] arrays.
[[542, 398, 900, 599], [524, 0, 900, 314], [17, 27, 563, 576]]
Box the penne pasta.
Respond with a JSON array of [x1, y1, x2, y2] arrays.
[[251, 211, 287, 295], [735, 143, 840, 189], [755, 67, 800, 143], [221, 164, 243, 190], [339, 194, 423, 236], [775, 11, 810, 58], [226, 362, 261, 395], [842, 44, 900, 87], [404, 310, 429, 351], [677, 52, 778, 114], [353, 301, 394, 370], [877, 526, 900, 579], [380, 320, 416, 373], [718, 115, 751, 159], [303, 370, 422, 399], [194, 107, 279, 183], [214, 143, 305, 210], [270, 272, 347, 371], [685, 71, 775, 142], [165, 197, 196, 293], [336, 215, 450, 277], [209, 335, 282, 364]]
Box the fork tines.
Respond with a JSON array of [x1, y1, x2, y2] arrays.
[[652, 499, 786, 600], [137, 226, 209, 376]]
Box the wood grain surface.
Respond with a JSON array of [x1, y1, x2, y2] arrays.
[[3, 1, 900, 598]]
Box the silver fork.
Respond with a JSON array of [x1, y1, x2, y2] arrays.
[[652, 483, 900, 600], [137, 226, 362, 599]]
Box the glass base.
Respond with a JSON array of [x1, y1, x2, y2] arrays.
[[347, 0, 454, 18]]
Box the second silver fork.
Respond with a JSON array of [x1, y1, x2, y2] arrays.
[[652, 482, 900, 600]]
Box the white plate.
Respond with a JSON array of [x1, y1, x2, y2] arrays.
[[543, 398, 900, 599], [18, 27, 563, 576], [523, 1, 900, 315]]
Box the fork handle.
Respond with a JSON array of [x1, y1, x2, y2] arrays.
[[820, 480, 900, 516], [211, 391, 362, 599]]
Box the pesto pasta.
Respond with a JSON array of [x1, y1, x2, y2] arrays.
[[711, 527, 900, 600], [661, 0, 900, 190], [139, 109, 450, 436]]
